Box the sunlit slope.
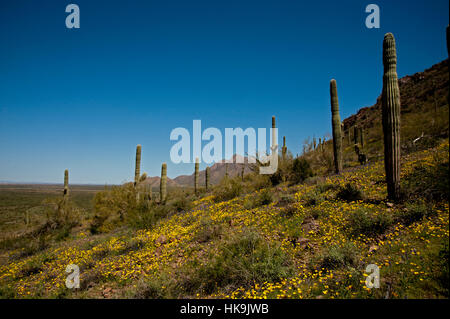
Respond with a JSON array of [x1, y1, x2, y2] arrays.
[[0, 140, 448, 299]]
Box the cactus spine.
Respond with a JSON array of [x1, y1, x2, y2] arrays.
[[160, 163, 167, 203], [63, 169, 69, 198], [330, 79, 343, 174], [382, 33, 401, 201], [134, 144, 141, 186], [205, 166, 210, 191], [194, 157, 199, 195], [282, 136, 287, 160]]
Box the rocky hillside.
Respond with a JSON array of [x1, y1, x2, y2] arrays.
[[343, 59, 449, 136]]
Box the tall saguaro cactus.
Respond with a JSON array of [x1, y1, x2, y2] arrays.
[[205, 166, 210, 191], [63, 169, 69, 198], [330, 79, 343, 174], [272, 116, 277, 151], [282, 136, 287, 160], [194, 157, 199, 195], [382, 33, 401, 201], [160, 163, 167, 203], [359, 127, 364, 148], [354, 126, 359, 145], [134, 144, 141, 186]]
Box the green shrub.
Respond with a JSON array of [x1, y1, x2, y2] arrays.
[[255, 189, 273, 206], [132, 273, 174, 299], [401, 154, 449, 201], [313, 242, 359, 270], [396, 201, 434, 226], [170, 195, 193, 213], [0, 285, 16, 299], [126, 202, 169, 230], [193, 218, 224, 243], [277, 194, 296, 206], [289, 157, 314, 184], [315, 182, 338, 193], [213, 178, 243, 202], [181, 229, 293, 294], [303, 190, 324, 206], [336, 183, 364, 202], [347, 208, 393, 238]]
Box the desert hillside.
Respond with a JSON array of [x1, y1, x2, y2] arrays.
[[0, 59, 448, 299]]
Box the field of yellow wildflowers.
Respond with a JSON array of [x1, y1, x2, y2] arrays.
[[0, 140, 448, 299]]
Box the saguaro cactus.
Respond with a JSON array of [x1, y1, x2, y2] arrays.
[[353, 126, 359, 145], [382, 33, 401, 201], [330, 79, 343, 174], [134, 144, 141, 186], [63, 169, 69, 197], [272, 116, 277, 150], [282, 136, 287, 160], [205, 166, 210, 191], [160, 163, 167, 203], [359, 127, 364, 148], [194, 157, 199, 195]]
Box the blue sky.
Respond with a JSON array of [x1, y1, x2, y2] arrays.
[[0, 0, 448, 184]]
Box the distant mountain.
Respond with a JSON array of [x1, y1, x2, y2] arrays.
[[140, 176, 180, 188], [142, 154, 255, 188], [173, 154, 254, 186]]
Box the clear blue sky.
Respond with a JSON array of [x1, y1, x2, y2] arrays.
[[0, 0, 448, 184]]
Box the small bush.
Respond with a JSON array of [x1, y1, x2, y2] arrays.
[[255, 189, 273, 206], [315, 182, 338, 193], [126, 202, 169, 230], [213, 178, 243, 202], [347, 208, 393, 238], [181, 229, 293, 295], [170, 196, 193, 213], [336, 183, 364, 202], [396, 201, 434, 226], [193, 218, 224, 243], [401, 154, 449, 201], [313, 242, 359, 270], [133, 273, 174, 299], [289, 157, 314, 184], [303, 190, 324, 207]]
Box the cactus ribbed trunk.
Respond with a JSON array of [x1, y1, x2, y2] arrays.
[[282, 136, 287, 160], [272, 116, 277, 150], [134, 144, 141, 186], [330, 79, 343, 174], [359, 127, 364, 148], [382, 33, 401, 201], [353, 126, 359, 145], [205, 166, 210, 191], [63, 169, 69, 197], [194, 158, 199, 195], [160, 163, 167, 203]]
